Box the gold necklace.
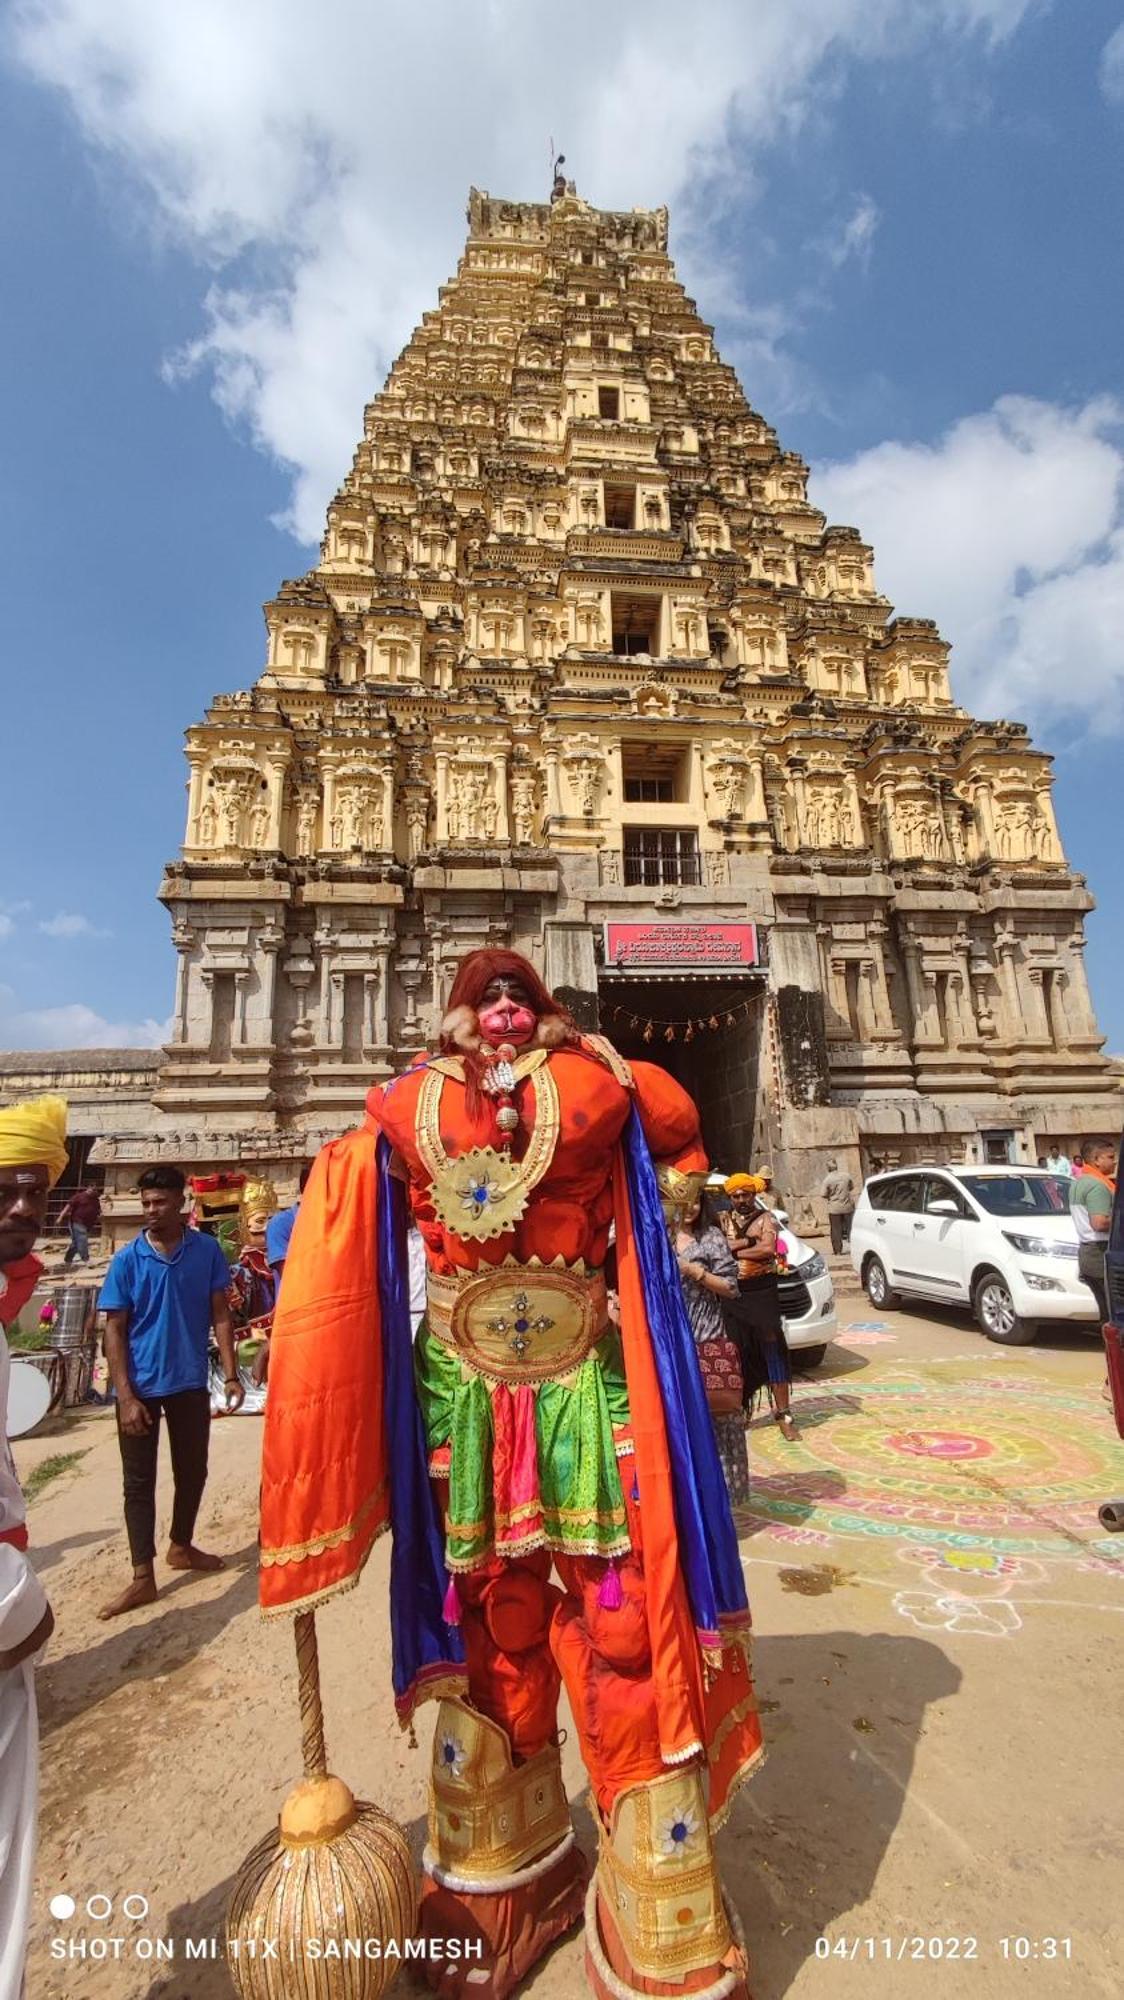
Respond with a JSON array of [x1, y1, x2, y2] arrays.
[[416, 1050, 561, 1243]]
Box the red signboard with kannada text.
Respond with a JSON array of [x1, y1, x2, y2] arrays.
[[604, 921, 761, 970]]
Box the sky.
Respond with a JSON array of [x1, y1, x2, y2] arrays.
[[1, 0, 1123, 1050]]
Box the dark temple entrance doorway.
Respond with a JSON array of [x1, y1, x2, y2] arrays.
[[597, 976, 766, 1173]]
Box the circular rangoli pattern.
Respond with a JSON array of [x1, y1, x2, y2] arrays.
[[740, 1369, 1124, 1561]]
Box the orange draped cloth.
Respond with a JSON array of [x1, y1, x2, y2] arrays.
[[259, 1121, 392, 1615]]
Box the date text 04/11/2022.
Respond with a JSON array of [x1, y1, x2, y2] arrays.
[[814, 1937, 1073, 1962]]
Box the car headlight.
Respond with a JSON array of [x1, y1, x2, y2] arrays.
[[794, 1252, 827, 1279], [1002, 1232, 1078, 1258], [1022, 1272, 1062, 1291]]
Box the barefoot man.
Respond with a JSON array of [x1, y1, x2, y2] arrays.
[[98, 1163, 243, 1620], [0, 1094, 68, 1999]]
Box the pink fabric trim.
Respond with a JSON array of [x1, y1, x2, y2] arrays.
[[492, 1381, 544, 1549]]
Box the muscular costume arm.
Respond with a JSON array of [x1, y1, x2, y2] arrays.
[[628, 1059, 707, 1173]]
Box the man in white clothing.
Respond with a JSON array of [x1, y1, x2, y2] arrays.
[[0, 1094, 68, 2000]]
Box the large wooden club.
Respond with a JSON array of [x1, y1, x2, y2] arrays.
[[228, 1611, 417, 1999]]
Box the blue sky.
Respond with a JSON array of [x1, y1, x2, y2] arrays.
[[1, 1, 1123, 1049]]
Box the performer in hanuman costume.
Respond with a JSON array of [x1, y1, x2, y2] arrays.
[[261, 950, 764, 1998]]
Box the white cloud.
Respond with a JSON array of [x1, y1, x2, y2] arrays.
[[38, 911, 110, 939], [10, 0, 1040, 541], [1100, 23, 1124, 102], [812, 394, 1124, 733], [825, 193, 881, 270], [0, 916, 14, 942], [0, 987, 170, 1051]]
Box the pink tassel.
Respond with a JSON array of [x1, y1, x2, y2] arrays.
[[598, 1560, 623, 1611], [442, 1575, 462, 1626]]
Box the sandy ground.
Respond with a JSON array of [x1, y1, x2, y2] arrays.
[[14, 1298, 1124, 2000]]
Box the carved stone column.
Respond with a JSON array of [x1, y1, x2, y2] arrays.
[[491, 751, 510, 840], [256, 922, 284, 1046], [901, 935, 937, 1043], [993, 927, 1022, 1039], [972, 779, 998, 858], [866, 927, 899, 1036], [745, 753, 767, 824], [434, 751, 450, 841], [1064, 933, 1100, 1037], [170, 920, 195, 1043], [185, 751, 206, 846], [1024, 968, 1052, 1044]]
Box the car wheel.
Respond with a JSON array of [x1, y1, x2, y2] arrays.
[[973, 1271, 1036, 1345], [794, 1343, 827, 1369], [864, 1255, 899, 1310]]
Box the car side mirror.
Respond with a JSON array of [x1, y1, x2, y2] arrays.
[[927, 1198, 959, 1217]]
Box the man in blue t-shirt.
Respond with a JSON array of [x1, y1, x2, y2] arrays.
[[266, 1160, 313, 1290], [97, 1164, 242, 1620]]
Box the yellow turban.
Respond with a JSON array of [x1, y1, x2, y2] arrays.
[[0, 1094, 70, 1187], [723, 1172, 763, 1195]]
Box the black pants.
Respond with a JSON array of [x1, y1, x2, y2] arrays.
[[1078, 1240, 1108, 1323], [117, 1388, 212, 1565], [829, 1211, 853, 1255]]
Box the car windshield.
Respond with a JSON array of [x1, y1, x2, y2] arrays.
[[958, 1174, 1072, 1217]]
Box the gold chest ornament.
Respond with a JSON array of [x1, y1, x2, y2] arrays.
[[415, 1049, 561, 1243]]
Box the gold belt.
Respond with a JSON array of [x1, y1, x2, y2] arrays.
[[425, 1260, 608, 1385]]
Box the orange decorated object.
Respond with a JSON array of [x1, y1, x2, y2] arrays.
[[259, 1125, 390, 1614]]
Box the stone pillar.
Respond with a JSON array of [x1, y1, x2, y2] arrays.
[[266, 754, 288, 844], [1064, 934, 1100, 1038], [434, 751, 450, 841], [972, 779, 997, 857], [843, 771, 864, 846], [170, 921, 194, 1043], [901, 936, 937, 1043], [186, 752, 206, 845], [790, 767, 808, 844], [256, 924, 283, 1047], [1025, 968, 1052, 1043], [379, 762, 396, 850], [866, 929, 898, 1035], [233, 971, 251, 1048], [994, 928, 1022, 1039], [544, 743, 562, 821], [745, 753, 767, 824], [491, 752, 510, 840]]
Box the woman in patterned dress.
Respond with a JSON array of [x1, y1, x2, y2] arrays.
[[672, 1194, 749, 1506]]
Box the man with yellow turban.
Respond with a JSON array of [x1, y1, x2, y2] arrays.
[[0, 1094, 68, 2000]]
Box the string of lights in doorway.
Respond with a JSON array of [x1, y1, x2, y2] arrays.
[[601, 998, 757, 1044]]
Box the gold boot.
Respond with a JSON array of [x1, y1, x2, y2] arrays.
[[587, 1767, 749, 1998], [417, 1698, 587, 1998]]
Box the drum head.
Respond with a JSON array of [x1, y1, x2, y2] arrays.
[[6, 1359, 52, 1438]]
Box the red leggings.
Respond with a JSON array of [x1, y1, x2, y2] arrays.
[[439, 1470, 666, 1819]]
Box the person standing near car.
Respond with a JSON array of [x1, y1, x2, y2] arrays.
[[721, 1172, 799, 1440], [1045, 1143, 1073, 1179], [820, 1158, 855, 1255], [1070, 1136, 1118, 1324], [97, 1164, 243, 1621]]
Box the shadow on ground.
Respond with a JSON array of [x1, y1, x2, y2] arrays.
[[724, 1628, 962, 1997], [38, 1542, 259, 1741], [136, 1629, 958, 2000]]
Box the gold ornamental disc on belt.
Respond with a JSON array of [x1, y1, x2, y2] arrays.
[[429, 1147, 532, 1243], [446, 1266, 602, 1383]]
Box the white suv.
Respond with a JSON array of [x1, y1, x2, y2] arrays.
[[849, 1166, 1098, 1346], [774, 1215, 838, 1366]]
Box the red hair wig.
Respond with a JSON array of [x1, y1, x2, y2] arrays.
[[444, 948, 560, 1027], [439, 949, 578, 1116]]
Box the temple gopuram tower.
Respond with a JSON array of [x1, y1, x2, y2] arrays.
[[142, 179, 1117, 1215]]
